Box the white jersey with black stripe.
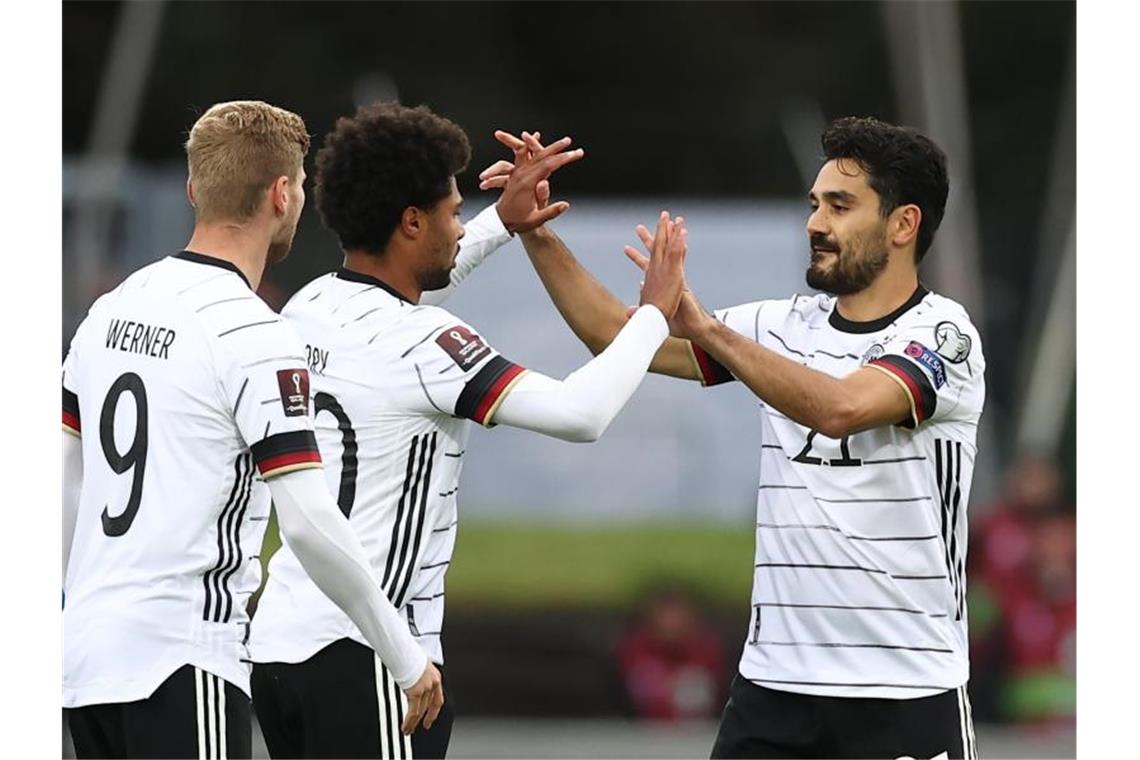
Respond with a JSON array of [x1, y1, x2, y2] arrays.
[[62, 252, 322, 708], [692, 286, 985, 699], [251, 267, 527, 667]]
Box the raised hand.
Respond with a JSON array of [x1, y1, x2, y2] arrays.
[[402, 661, 444, 735], [637, 211, 688, 320], [624, 217, 711, 339], [477, 130, 582, 234]]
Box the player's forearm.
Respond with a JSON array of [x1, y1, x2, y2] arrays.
[[520, 226, 630, 354], [62, 431, 83, 578], [491, 305, 669, 442], [695, 319, 858, 438], [268, 469, 428, 688]]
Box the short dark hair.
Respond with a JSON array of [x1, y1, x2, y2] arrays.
[[821, 116, 949, 261], [315, 102, 471, 253]]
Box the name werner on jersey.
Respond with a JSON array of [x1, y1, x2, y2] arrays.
[[105, 318, 177, 360]]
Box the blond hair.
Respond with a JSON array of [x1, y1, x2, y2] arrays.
[[185, 100, 310, 223]]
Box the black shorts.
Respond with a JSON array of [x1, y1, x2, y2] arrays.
[[66, 664, 251, 759], [252, 638, 453, 759], [711, 674, 978, 760]]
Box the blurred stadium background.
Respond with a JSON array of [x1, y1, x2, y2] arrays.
[[63, 1, 1075, 757]]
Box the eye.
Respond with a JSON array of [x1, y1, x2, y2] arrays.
[[832, 204, 848, 214]]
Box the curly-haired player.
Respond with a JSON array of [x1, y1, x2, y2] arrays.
[[249, 102, 690, 759], [503, 116, 985, 759]]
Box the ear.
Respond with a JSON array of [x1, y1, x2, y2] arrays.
[[186, 178, 197, 209], [399, 206, 424, 239], [889, 204, 922, 249], [270, 175, 291, 218]]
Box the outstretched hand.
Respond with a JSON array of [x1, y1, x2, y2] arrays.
[[624, 218, 711, 340], [635, 211, 689, 321], [477, 130, 583, 234]]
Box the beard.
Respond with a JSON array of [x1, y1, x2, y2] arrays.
[[416, 249, 456, 292], [805, 225, 889, 295], [417, 265, 453, 292]]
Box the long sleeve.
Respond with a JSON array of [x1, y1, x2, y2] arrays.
[[267, 467, 428, 688], [489, 305, 669, 442]]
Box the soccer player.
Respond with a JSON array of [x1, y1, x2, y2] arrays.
[[498, 118, 985, 759], [248, 102, 688, 760], [62, 101, 444, 759]]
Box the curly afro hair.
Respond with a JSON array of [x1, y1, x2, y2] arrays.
[[315, 102, 471, 253], [821, 116, 949, 261]]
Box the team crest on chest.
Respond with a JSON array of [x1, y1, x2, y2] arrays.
[[934, 321, 972, 363]]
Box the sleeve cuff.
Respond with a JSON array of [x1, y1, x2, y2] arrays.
[[63, 387, 81, 435], [455, 356, 529, 427], [689, 342, 735, 386], [469, 203, 513, 242], [251, 430, 323, 478], [868, 356, 937, 427]]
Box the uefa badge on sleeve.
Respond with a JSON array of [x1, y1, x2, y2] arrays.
[[276, 368, 311, 417]]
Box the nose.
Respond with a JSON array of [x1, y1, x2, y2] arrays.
[[806, 207, 828, 239], [457, 224, 467, 241]]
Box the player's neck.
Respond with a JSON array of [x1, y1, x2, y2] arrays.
[[834, 258, 920, 323], [342, 249, 422, 304], [184, 223, 268, 291]]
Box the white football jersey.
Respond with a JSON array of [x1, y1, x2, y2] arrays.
[[692, 286, 985, 699], [251, 262, 526, 667], [62, 252, 322, 708]]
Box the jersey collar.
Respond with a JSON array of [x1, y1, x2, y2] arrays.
[[334, 267, 414, 304], [172, 251, 252, 290], [828, 284, 929, 334]]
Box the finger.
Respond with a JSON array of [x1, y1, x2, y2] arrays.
[[530, 201, 571, 225], [402, 693, 424, 735], [478, 159, 515, 180], [494, 130, 526, 151], [534, 148, 585, 174], [623, 245, 650, 272], [653, 211, 669, 254], [535, 179, 551, 208], [528, 135, 574, 161], [424, 683, 444, 730], [635, 224, 655, 253], [478, 176, 511, 191]]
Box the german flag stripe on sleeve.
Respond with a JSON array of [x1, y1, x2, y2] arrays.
[[455, 355, 527, 427], [690, 342, 735, 386], [63, 388, 81, 435], [250, 430, 323, 478], [869, 355, 937, 427]]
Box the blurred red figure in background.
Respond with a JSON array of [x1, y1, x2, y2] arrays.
[[999, 513, 1076, 728], [617, 589, 726, 721], [977, 455, 1066, 595]]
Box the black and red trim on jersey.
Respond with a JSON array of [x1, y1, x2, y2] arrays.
[[455, 356, 526, 426], [869, 355, 937, 427], [250, 430, 322, 478], [63, 387, 81, 435], [691, 343, 735, 386]]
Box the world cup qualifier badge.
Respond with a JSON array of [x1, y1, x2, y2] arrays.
[[436, 325, 491, 370], [904, 341, 947, 389], [276, 368, 311, 417]]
